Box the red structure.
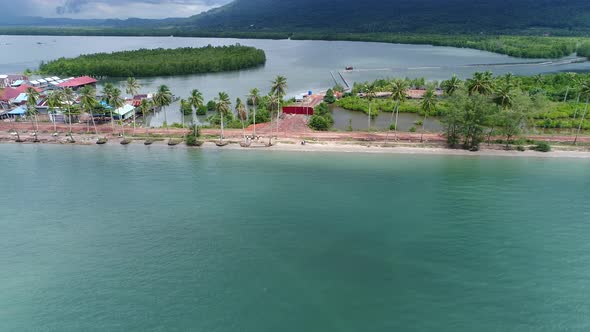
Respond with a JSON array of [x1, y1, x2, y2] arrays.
[[58, 76, 97, 89], [282, 106, 314, 115]]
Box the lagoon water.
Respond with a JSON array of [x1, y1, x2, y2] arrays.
[[2, 144, 590, 331], [2, 35, 590, 126]]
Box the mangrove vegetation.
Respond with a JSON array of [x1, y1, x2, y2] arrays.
[[38, 44, 266, 77]]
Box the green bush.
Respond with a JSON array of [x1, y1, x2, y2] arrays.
[[309, 115, 330, 131], [516, 145, 526, 151], [196, 105, 207, 115], [323, 89, 336, 104], [409, 126, 417, 132], [533, 141, 551, 152], [389, 123, 397, 130]]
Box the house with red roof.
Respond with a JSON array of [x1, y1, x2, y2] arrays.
[[0, 85, 42, 103], [57, 76, 97, 90]]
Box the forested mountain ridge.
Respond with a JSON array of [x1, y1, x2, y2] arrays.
[[182, 0, 590, 34]]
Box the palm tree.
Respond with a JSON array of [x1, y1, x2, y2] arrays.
[[79, 86, 99, 138], [574, 79, 590, 145], [236, 97, 248, 143], [248, 88, 260, 136], [153, 85, 173, 139], [110, 88, 125, 137], [466, 71, 494, 95], [25, 87, 40, 137], [188, 89, 204, 124], [493, 84, 514, 110], [139, 99, 152, 137], [389, 79, 408, 140], [46, 90, 62, 134], [215, 92, 231, 141], [101, 83, 116, 133], [441, 75, 462, 96], [270, 75, 287, 137], [125, 77, 141, 134], [420, 87, 437, 142], [60, 88, 76, 141], [364, 83, 377, 132], [501, 72, 516, 88]]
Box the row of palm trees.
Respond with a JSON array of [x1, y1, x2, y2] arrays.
[[19, 74, 289, 144], [362, 78, 437, 141]]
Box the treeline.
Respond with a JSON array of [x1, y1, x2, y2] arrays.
[[336, 72, 590, 149], [2, 26, 590, 59], [291, 33, 580, 59], [38, 44, 266, 77]]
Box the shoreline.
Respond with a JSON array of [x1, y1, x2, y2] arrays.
[[3, 134, 590, 159]]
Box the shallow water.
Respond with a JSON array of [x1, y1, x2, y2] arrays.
[[2, 144, 590, 331]]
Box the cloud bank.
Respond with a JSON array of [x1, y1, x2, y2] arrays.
[[3, 0, 231, 19]]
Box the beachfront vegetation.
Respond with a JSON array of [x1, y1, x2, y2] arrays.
[[308, 103, 334, 131], [38, 44, 266, 77], [335, 71, 590, 149]]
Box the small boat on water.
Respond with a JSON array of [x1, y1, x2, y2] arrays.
[[345, 66, 354, 71]]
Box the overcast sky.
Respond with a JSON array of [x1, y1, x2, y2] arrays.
[[3, 0, 232, 19]]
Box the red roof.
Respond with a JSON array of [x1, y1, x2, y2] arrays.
[[0, 84, 42, 101], [58, 76, 97, 88]]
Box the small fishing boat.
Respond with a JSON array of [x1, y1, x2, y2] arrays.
[[345, 66, 354, 71], [144, 139, 153, 145], [216, 140, 229, 147], [96, 138, 108, 145]]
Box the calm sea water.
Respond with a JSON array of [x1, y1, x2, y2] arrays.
[[2, 35, 590, 126], [2, 144, 590, 331]]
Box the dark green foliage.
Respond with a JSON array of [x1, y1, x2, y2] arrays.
[[532, 141, 551, 152], [180, 99, 192, 115], [516, 145, 526, 151], [249, 108, 270, 124], [196, 105, 208, 116], [409, 126, 417, 133], [309, 115, 330, 131], [206, 100, 216, 112], [39, 44, 266, 77], [323, 89, 336, 103], [184, 0, 590, 36], [309, 102, 334, 131]]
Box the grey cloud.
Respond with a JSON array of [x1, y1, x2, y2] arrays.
[[55, 0, 229, 15]]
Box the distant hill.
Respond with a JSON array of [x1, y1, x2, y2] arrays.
[[181, 0, 590, 34]]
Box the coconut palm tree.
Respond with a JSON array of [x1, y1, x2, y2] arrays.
[[215, 92, 231, 141], [364, 83, 377, 132], [25, 87, 40, 137], [574, 79, 590, 145], [110, 88, 125, 137], [125, 77, 141, 134], [139, 99, 152, 137], [389, 79, 408, 140], [441, 75, 462, 96], [60, 88, 76, 141], [270, 75, 287, 137], [101, 83, 116, 133], [248, 88, 260, 136], [46, 90, 62, 134], [188, 89, 204, 124], [236, 97, 248, 144], [153, 85, 173, 139], [466, 71, 494, 95], [79, 86, 99, 138], [493, 84, 515, 110], [420, 87, 437, 142]]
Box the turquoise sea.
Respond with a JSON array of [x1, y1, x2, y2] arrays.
[[2, 144, 590, 331]]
